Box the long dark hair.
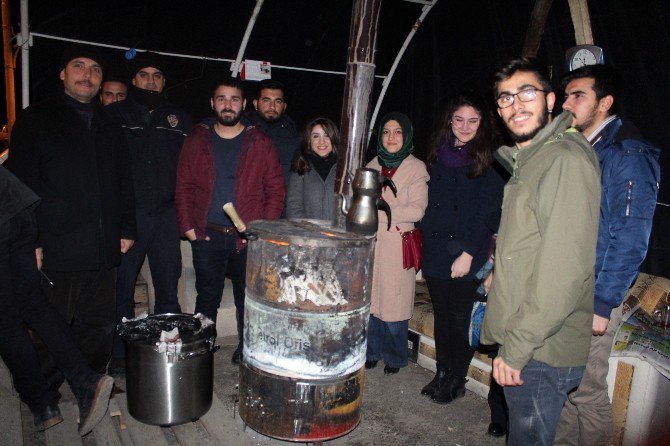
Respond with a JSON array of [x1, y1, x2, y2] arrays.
[[292, 117, 340, 175], [427, 91, 499, 178]]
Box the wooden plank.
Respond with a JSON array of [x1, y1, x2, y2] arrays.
[[568, 0, 594, 45], [114, 394, 168, 446], [92, 412, 123, 446], [521, 0, 554, 58], [0, 385, 22, 446], [45, 402, 83, 446], [108, 397, 134, 446], [612, 361, 634, 446], [172, 421, 215, 446]]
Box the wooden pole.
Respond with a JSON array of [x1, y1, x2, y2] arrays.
[[568, 0, 594, 45], [2, 0, 15, 136], [334, 0, 382, 229], [521, 0, 554, 58]]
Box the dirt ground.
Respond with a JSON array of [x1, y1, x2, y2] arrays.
[[212, 336, 505, 446], [16, 335, 505, 446]]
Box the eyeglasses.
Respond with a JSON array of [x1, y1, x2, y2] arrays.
[[496, 87, 550, 109]]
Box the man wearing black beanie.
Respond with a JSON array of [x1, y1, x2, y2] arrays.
[[107, 52, 192, 374], [5, 43, 137, 434]]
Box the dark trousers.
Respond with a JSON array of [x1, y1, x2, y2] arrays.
[[425, 275, 477, 379], [191, 231, 247, 347], [366, 315, 409, 368], [488, 362, 508, 426], [39, 268, 116, 380], [0, 209, 94, 413], [113, 208, 182, 359]]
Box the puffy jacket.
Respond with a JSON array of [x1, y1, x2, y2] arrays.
[[592, 118, 661, 318], [480, 112, 601, 371], [108, 90, 192, 215], [175, 122, 285, 249]]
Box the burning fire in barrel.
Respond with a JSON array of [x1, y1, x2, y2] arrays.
[[238, 219, 374, 441]]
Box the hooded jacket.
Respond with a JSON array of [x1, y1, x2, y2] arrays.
[[480, 112, 601, 371]]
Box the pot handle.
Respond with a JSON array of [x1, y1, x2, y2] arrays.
[[174, 344, 220, 360]]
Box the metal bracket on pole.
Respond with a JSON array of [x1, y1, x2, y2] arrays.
[[231, 0, 265, 78], [368, 0, 438, 142]]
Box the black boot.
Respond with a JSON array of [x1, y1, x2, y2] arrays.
[[73, 374, 114, 435], [431, 376, 467, 404], [420, 369, 449, 397]]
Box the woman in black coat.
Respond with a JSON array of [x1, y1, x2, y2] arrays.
[[419, 91, 505, 404]]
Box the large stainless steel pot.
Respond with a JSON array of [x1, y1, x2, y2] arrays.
[[121, 314, 217, 426]]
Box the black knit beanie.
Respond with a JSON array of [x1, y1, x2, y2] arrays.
[[129, 51, 167, 77], [59, 44, 105, 72]]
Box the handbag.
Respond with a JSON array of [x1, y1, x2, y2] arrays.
[[468, 234, 497, 348], [469, 300, 486, 348], [400, 227, 423, 271]]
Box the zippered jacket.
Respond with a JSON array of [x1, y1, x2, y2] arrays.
[[175, 122, 285, 249], [108, 90, 192, 216], [592, 118, 660, 318], [481, 112, 601, 371]]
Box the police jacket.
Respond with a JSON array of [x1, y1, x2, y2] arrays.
[[592, 117, 661, 318], [109, 88, 192, 216]]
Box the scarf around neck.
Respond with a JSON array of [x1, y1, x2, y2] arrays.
[[437, 136, 474, 168]]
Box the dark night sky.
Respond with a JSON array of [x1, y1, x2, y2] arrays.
[[3, 0, 670, 274]]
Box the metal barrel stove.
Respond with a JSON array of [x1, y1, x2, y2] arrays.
[[239, 219, 374, 441]]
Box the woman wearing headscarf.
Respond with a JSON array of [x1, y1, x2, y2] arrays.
[[365, 112, 429, 375]]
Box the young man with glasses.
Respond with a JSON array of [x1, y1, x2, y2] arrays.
[[480, 57, 601, 445]]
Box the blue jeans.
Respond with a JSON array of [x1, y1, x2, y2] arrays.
[[366, 315, 408, 368], [504, 359, 584, 446], [191, 231, 247, 347]]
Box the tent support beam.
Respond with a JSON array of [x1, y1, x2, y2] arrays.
[[369, 0, 437, 141], [19, 0, 28, 109], [522, 0, 553, 57], [568, 0, 593, 45], [231, 0, 264, 77]]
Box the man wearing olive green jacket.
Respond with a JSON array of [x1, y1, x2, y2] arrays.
[[480, 58, 601, 446]]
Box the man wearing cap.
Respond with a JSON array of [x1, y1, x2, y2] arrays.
[[6, 44, 137, 380], [107, 52, 191, 373]]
